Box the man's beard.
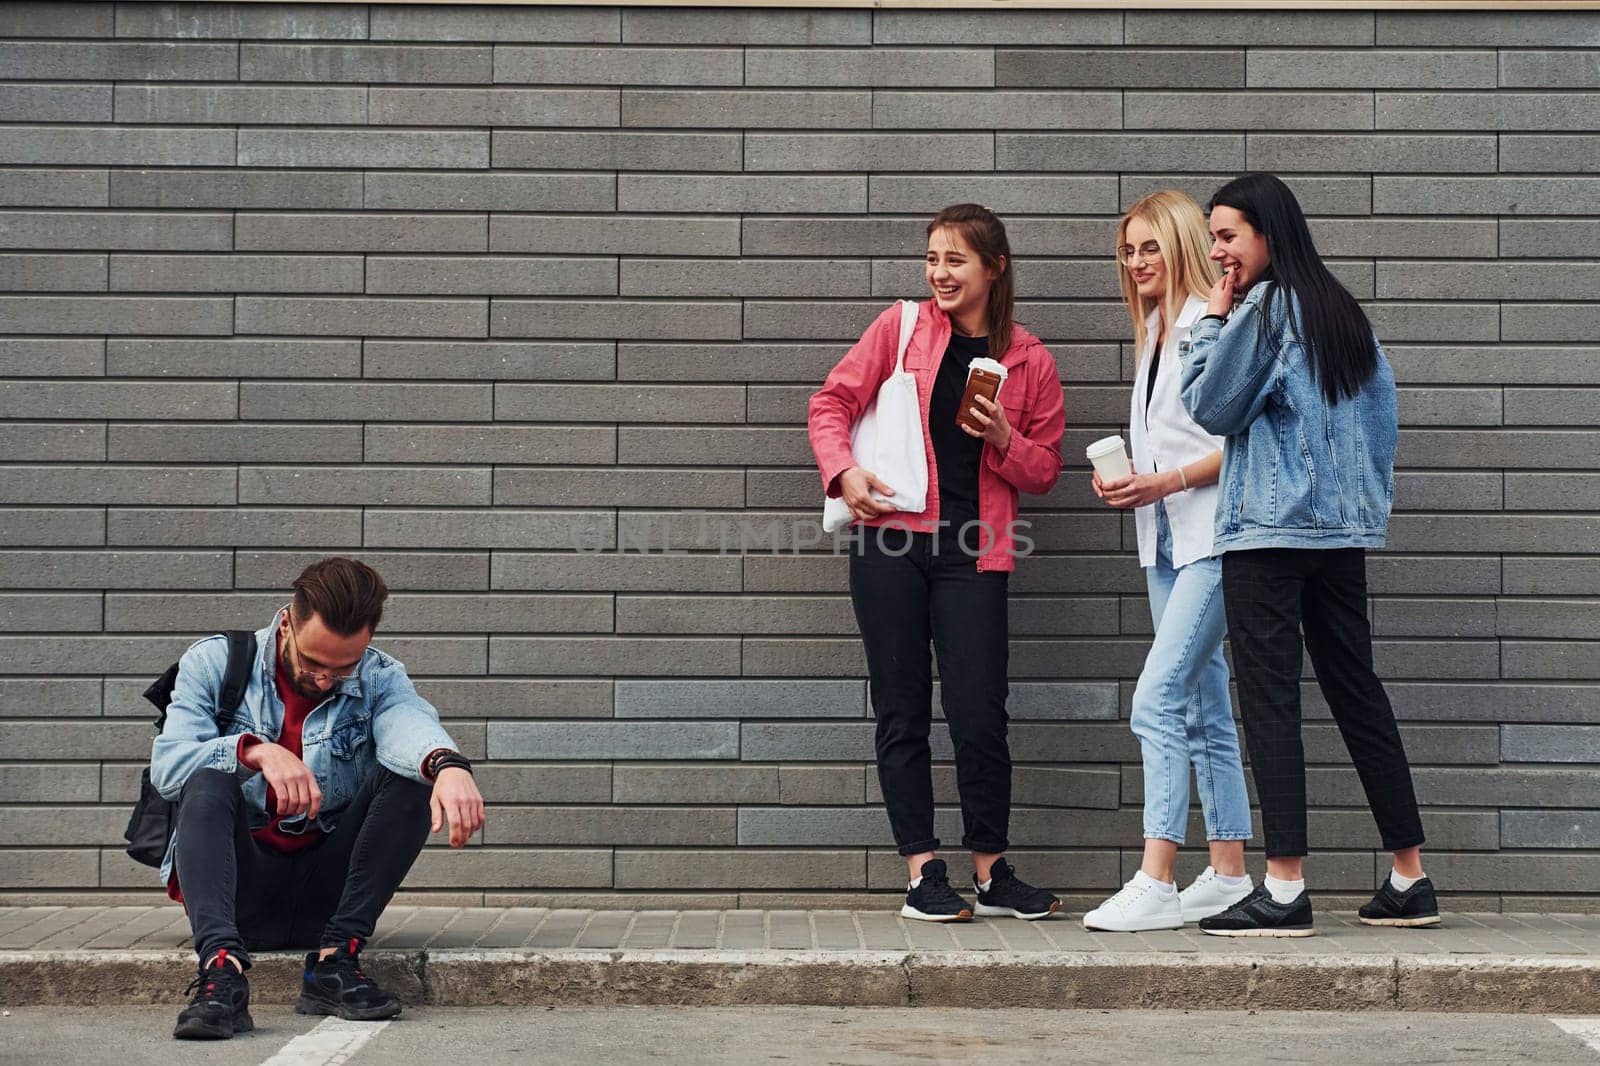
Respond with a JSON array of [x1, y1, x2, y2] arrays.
[[289, 674, 325, 701]]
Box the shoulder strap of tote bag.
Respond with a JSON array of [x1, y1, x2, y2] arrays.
[[893, 299, 918, 374]]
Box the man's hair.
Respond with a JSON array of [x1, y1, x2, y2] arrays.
[[291, 556, 388, 636]]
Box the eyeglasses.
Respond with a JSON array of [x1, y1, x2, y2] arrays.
[[283, 610, 359, 685], [1116, 240, 1164, 267]]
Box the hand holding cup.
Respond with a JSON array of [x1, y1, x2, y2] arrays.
[[1101, 469, 1179, 509]]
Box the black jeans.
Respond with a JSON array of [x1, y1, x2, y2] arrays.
[[1221, 547, 1426, 859], [173, 765, 432, 968], [850, 526, 1011, 856]]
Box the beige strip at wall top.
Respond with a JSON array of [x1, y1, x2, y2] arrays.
[[219, 0, 1600, 9]]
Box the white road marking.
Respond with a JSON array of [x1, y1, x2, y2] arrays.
[[1550, 1017, 1600, 1058], [259, 1017, 390, 1066]]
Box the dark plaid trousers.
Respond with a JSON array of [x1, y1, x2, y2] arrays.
[[1220, 547, 1426, 859]]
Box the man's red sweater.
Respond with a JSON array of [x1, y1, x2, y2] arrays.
[[167, 655, 323, 903]]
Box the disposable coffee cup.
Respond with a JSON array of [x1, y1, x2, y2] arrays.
[[967, 357, 1008, 386], [1086, 434, 1133, 481]]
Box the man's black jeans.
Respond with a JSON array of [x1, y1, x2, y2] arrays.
[[1221, 546, 1426, 859], [173, 764, 432, 968], [850, 526, 1012, 857]]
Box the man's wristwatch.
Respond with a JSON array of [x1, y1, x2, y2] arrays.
[[427, 749, 474, 779]]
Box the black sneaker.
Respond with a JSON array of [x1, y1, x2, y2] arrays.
[[900, 859, 973, 922], [1198, 884, 1315, 938], [973, 857, 1061, 920], [1359, 875, 1442, 928], [173, 948, 253, 1040], [296, 938, 403, 1021]]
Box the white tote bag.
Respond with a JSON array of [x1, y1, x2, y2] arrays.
[[822, 300, 928, 534]]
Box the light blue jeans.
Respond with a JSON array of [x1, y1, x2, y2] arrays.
[[1131, 503, 1253, 844]]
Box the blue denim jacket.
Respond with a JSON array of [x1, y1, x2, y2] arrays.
[[1179, 280, 1397, 553], [150, 608, 456, 885]]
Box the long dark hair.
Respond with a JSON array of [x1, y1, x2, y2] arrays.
[[1208, 173, 1378, 404], [927, 203, 1014, 361]]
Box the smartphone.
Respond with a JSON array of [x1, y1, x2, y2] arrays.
[[955, 366, 1005, 433]]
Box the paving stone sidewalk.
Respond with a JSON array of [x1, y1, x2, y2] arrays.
[[7, 906, 1600, 1013], [4, 904, 1600, 955]]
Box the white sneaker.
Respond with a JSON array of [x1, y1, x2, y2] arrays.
[[1180, 865, 1255, 923], [1082, 873, 1183, 932]]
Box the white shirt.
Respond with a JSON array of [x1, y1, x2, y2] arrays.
[[1128, 294, 1226, 569]]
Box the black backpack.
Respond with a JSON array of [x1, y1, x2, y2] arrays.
[[123, 630, 258, 867]]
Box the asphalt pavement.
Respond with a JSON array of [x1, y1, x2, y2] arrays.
[[3, 1007, 1599, 1065]]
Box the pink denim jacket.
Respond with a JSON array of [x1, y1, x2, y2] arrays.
[[808, 300, 1067, 573]]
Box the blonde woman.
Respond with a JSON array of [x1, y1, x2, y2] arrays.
[[1082, 191, 1254, 931]]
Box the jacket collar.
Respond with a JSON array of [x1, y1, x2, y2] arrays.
[[1145, 294, 1208, 337]]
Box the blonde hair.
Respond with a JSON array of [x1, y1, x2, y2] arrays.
[[1115, 191, 1220, 356]]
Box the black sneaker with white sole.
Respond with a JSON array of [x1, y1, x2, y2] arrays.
[[900, 859, 973, 922], [1198, 884, 1315, 938], [1359, 876, 1441, 928], [973, 857, 1061, 920]]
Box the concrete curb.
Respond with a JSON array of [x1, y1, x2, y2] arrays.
[[6, 949, 1600, 1013]]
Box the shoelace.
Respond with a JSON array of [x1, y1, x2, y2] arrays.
[[184, 948, 238, 1002], [330, 938, 376, 989], [919, 872, 966, 906], [989, 865, 1026, 893], [184, 968, 237, 1002], [1104, 880, 1154, 911]]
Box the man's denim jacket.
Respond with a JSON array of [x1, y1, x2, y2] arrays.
[[150, 607, 456, 885], [1179, 280, 1398, 554]]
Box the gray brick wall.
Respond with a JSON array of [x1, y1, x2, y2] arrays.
[[2, 2, 1598, 910]]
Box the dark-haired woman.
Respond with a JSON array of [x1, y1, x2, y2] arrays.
[[809, 204, 1066, 922], [1180, 173, 1437, 936]]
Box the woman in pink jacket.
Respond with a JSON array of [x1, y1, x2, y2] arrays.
[[809, 204, 1067, 922]]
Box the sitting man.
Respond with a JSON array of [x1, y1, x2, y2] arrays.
[[152, 556, 485, 1040]]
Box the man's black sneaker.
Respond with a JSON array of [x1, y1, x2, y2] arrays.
[[1198, 884, 1316, 938], [1359, 876, 1442, 928], [900, 859, 973, 922], [173, 948, 253, 1040], [973, 857, 1061, 921], [296, 938, 403, 1021]]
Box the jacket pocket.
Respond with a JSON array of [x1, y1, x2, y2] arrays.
[[1000, 374, 1032, 427], [327, 718, 371, 761]]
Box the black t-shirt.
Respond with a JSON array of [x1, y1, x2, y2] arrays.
[[928, 330, 989, 551]]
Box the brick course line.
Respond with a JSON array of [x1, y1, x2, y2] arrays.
[[1, 6, 1599, 905]]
